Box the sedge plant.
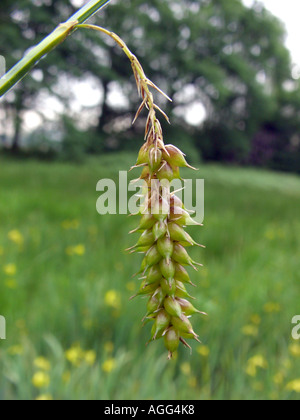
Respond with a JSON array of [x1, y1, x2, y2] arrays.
[[0, 0, 206, 358]]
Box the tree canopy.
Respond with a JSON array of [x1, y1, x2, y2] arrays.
[[1, 0, 299, 171]]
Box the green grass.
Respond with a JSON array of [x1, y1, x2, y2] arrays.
[[0, 152, 300, 400]]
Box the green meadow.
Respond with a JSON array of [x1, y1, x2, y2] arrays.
[[0, 152, 300, 400]]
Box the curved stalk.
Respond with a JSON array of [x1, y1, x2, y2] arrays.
[[76, 24, 172, 148], [0, 0, 111, 98]]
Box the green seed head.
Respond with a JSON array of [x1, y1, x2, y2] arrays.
[[147, 265, 163, 284], [146, 245, 163, 267], [159, 258, 175, 281], [164, 327, 180, 358], [136, 143, 150, 165], [137, 229, 155, 247], [157, 236, 174, 260], [153, 220, 168, 241], [149, 147, 162, 173], [157, 162, 179, 182], [129, 141, 204, 358], [160, 277, 176, 297], [164, 296, 182, 318]]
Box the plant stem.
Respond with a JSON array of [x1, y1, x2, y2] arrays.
[[0, 0, 111, 98], [76, 24, 172, 147]]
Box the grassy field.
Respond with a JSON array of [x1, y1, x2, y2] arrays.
[[0, 152, 300, 400]]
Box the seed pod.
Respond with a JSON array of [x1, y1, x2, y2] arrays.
[[152, 309, 171, 340], [146, 245, 163, 267], [171, 315, 198, 337], [164, 328, 180, 359], [157, 162, 179, 182], [164, 297, 182, 317], [172, 243, 200, 269], [136, 143, 149, 165], [163, 145, 197, 170], [178, 298, 206, 316], [157, 236, 174, 260], [159, 258, 175, 281], [174, 263, 192, 284], [147, 265, 163, 284], [149, 147, 162, 173], [136, 229, 155, 247], [168, 222, 194, 244], [161, 277, 176, 296], [151, 197, 170, 221], [139, 280, 160, 296], [130, 214, 156, 233], [176, 281, 195, 299], [153, 220, 168, 241], [147, 294, 161, 314], [153, 287, 166, 306]]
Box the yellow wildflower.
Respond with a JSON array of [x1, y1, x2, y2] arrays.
[[36, 394, 53, 401], [8, 230, 24, 246], [197, 345, 210, 357], [180, 362, 191, 376], [286, 379, 300, 393], [32, 371, 50, 388], [264, 302, 281, 313], [105, 290, 121, 309], [250, 314, 261, 325], [102, 358, 116, 373], [7, 345, 24, 356], [65, 345, 84, 367], [246, 355, 268, 377], [34, 357, 51, 372], [242, 325, 259, 337], [84, 350, 97, 366], [66, 244, 86, 256], [72, 244, 85, 256], [3, 264, 17, 276], [289, 343, 300, 358]]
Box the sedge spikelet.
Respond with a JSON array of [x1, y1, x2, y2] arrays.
[[129, 140, 206, 358], [83, 24, 207, 358]]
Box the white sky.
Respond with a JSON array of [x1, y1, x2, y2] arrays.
[[244, 0, 300, 66]]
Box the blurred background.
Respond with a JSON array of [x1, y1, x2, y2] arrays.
[[0, 0, 300, 400]]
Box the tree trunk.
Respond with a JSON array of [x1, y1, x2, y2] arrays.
[[11, 89, 24, 153], [98, 80, 110, 132]]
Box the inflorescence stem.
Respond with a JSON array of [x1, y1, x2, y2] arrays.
[[76, 24, 172, 151]]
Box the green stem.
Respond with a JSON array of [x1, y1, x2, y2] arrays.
[[0, 0, 111, 98]]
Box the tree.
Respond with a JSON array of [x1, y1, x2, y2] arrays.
[[0, 0, 296, 165]]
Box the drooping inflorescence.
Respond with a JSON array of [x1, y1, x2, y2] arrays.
[[129, 139, 207, 358], [76, 24, 206, 358], [126, 52, 206, 359]]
